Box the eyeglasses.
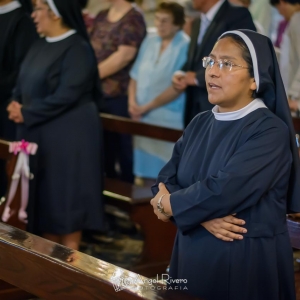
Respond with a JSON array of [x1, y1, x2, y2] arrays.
[[202, 56, 249, 72]]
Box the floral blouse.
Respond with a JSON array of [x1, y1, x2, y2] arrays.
[[90, 7, 146, 98]]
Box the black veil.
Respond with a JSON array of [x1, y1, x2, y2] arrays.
[[219, 29, 300, 212], [50, 0, 103, 110], [53, 0, 89, 42], [19, 0, 33, 14]]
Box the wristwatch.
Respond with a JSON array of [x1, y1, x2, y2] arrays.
[[157, 194, 170, 218]]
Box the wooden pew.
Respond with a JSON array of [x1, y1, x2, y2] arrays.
[[101, 113, 183, 142], [0, 222, 202, 300], [287, 216, 300, 250], [100, 114, 182, 277], [0, 118, 182, 278], [0, 140, 35, 299], [3, 116, 299, 288], [293, 117, 300, 133]]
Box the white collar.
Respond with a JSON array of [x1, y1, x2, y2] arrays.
[[0, 1, 21, 14], [201, 0, 225, 23], [212, 98, 267, 121], [46, 30, 76, 43]]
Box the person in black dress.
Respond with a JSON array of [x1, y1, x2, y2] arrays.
[[151, 30, 300, 299], [7, 0, 104, 250], [0, 0, 37, 198]]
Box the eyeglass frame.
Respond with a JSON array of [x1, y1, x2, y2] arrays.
[[202, 56, 249, 72], [32, 7, 51, 12]]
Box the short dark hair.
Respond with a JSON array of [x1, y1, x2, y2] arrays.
[[270, 0, 279, 5], [78, 0, 88, 9], [270, 0, 300, 5], [156, 2, 185, 28], [220, 33, 256, 97]]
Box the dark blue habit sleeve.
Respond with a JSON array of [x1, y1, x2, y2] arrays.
[[151, 134, 185, 195], [21, 42, 94, 128], [170, 122, 292, 234], [12, 75, 22, 103], [11, 16, 37, 76], [9, 17, 37, 103]]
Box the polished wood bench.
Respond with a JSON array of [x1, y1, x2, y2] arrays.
[[0, 222, 202, 300], [100, 113, 183, 142], [0, 140, 34, 299], [0, 118, 182, 278], [100, 113, 182, 277]]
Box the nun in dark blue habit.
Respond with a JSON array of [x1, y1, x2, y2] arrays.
[[151, 29, 300, 300], [7, 0, 104, 250], [0, 0, 37, 197]]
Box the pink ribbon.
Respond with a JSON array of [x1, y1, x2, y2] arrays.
[[1, 140, 38, 224], [10, 139, 35, 155]]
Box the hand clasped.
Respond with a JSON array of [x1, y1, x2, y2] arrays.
[[150, 182, 172, 222]]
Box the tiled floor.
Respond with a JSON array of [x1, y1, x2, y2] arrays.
[[80, 220, 144, 270]]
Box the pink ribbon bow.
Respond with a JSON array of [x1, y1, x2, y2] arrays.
[[1, 140, 38, 224]]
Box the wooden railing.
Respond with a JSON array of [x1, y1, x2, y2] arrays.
[[100, 113, 182, 143], [0, 222, 201, 300]]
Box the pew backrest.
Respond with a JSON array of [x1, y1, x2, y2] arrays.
[[0, 222, 201, 300], [100, 113, 183, 142]]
